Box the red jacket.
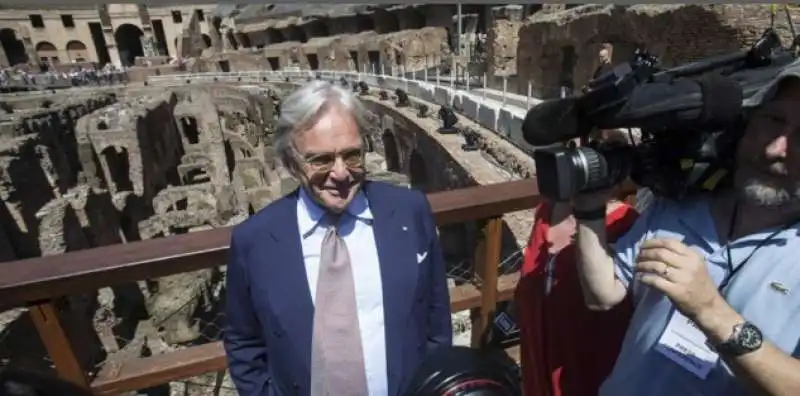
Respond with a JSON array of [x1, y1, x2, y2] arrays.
[[515, 202, 638, 396]]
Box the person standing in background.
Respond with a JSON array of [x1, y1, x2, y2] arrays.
[[593, 43, 614, 80]]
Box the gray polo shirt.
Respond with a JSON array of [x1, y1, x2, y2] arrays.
[[600, 196, 800, 396]]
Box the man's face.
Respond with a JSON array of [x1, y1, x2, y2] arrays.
[[291, 103, 366, 213], [735, 78, 800, 208], [599, 49, 610, 63]]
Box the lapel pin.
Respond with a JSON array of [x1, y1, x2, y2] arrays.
[[401, 226, 408, 231], [770, 282, 790, 295]]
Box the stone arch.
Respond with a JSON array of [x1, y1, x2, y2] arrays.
[[0, 28, 27, 65], [101, 146, 134, 193], [114, 23, 144, 66], [35, 41, 58, 63], [201, 33, 211, 49], [66, 40, 89, 62], [408, 150, 428, 191], [381, 129, 400, 172]]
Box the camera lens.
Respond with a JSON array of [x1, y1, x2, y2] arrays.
[[571, 145, 632, 194], [403, 346, 520, 396], [533, 144, 633, 201]]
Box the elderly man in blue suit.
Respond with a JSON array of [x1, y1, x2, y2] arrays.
[[224, 80, 453, 396]]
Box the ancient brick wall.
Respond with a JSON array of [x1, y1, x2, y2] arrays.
[[517, 4, 800, 98], [487, 6, 524, 78]]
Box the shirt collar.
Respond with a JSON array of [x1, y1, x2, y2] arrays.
[[297, 187, 373, 237]]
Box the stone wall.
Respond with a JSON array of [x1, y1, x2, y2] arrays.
[[487, 5, 524, 78], [517, 4, 800, 98]]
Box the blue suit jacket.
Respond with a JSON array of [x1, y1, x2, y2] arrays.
[[224, 181, 453, 396]]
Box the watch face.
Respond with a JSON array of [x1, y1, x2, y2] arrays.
[[738, 324, 763, 350]]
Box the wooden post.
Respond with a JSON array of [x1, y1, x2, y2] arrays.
[[470, 217, 503, 348], [29, 301, 90, 388]]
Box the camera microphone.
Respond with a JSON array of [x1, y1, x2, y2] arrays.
[[521, 73, 744, 147], [519, 96, 585, 146]]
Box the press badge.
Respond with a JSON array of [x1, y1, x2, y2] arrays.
[[654, 310, 719, 379]]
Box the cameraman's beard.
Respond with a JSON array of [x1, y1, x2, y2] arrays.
[[740, 178, 800, 208]]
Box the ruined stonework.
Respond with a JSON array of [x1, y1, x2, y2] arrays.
[[516, 4, 800, 98], [0, 76, 426, 393], [175, 9, 208, 59], [487, 5, 524, 77]]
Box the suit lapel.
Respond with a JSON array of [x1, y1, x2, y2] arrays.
[[263, 190, 314, 383], [365, 182, 420, 395]]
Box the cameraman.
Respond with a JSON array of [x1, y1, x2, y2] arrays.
[[573, 61, 800, 395], [516, 130, 642, 396]]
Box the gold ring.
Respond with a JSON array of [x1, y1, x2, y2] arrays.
[[662, 267, 670, 278]]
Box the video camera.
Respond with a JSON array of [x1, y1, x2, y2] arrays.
[[522, 29, 797, 201]]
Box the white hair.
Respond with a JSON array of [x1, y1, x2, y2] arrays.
[[274, 80, 371, 170]]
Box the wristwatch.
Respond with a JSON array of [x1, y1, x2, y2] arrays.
[[713, 322, 764, 357]]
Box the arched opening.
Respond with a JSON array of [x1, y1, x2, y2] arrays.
[[114, 23, 144, 67], [405, 9, 426, 29], [0, 28, 27, 66], [382, 130, 400, 172], [223, 139, 236, 181], [285, 25, 307, 43], [372, 9, 399, 34], [408, 150, 428, 191], [225, 30, 240, 50], [355, 15, 375, 32], [304, 19, 330, 39], [201, 33, 211, 49], [559, 45, 577, 93], [265, 28, 284, 44], [66, 40, 89, 62], [35, 41, 58, 65], [211, 16, 223, 32], [364, 135, 374, 152], [180, 116, 200, 145], [101, 146, 134, 192], [235, 32, 250, 48]]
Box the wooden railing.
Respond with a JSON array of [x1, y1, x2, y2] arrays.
[[0, 179, 541, 395]]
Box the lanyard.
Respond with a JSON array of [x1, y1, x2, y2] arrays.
[[717, 201, 799, 291]]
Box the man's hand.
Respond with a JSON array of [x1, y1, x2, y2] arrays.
[[635, 238, 725, 320]]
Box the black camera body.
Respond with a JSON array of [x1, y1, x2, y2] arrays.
[[527, 29, 797, 201]]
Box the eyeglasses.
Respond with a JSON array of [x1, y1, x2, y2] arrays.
[[302, 147, 365, 173]]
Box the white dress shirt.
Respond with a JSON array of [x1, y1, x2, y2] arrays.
[[297, 188, 388, 396]]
